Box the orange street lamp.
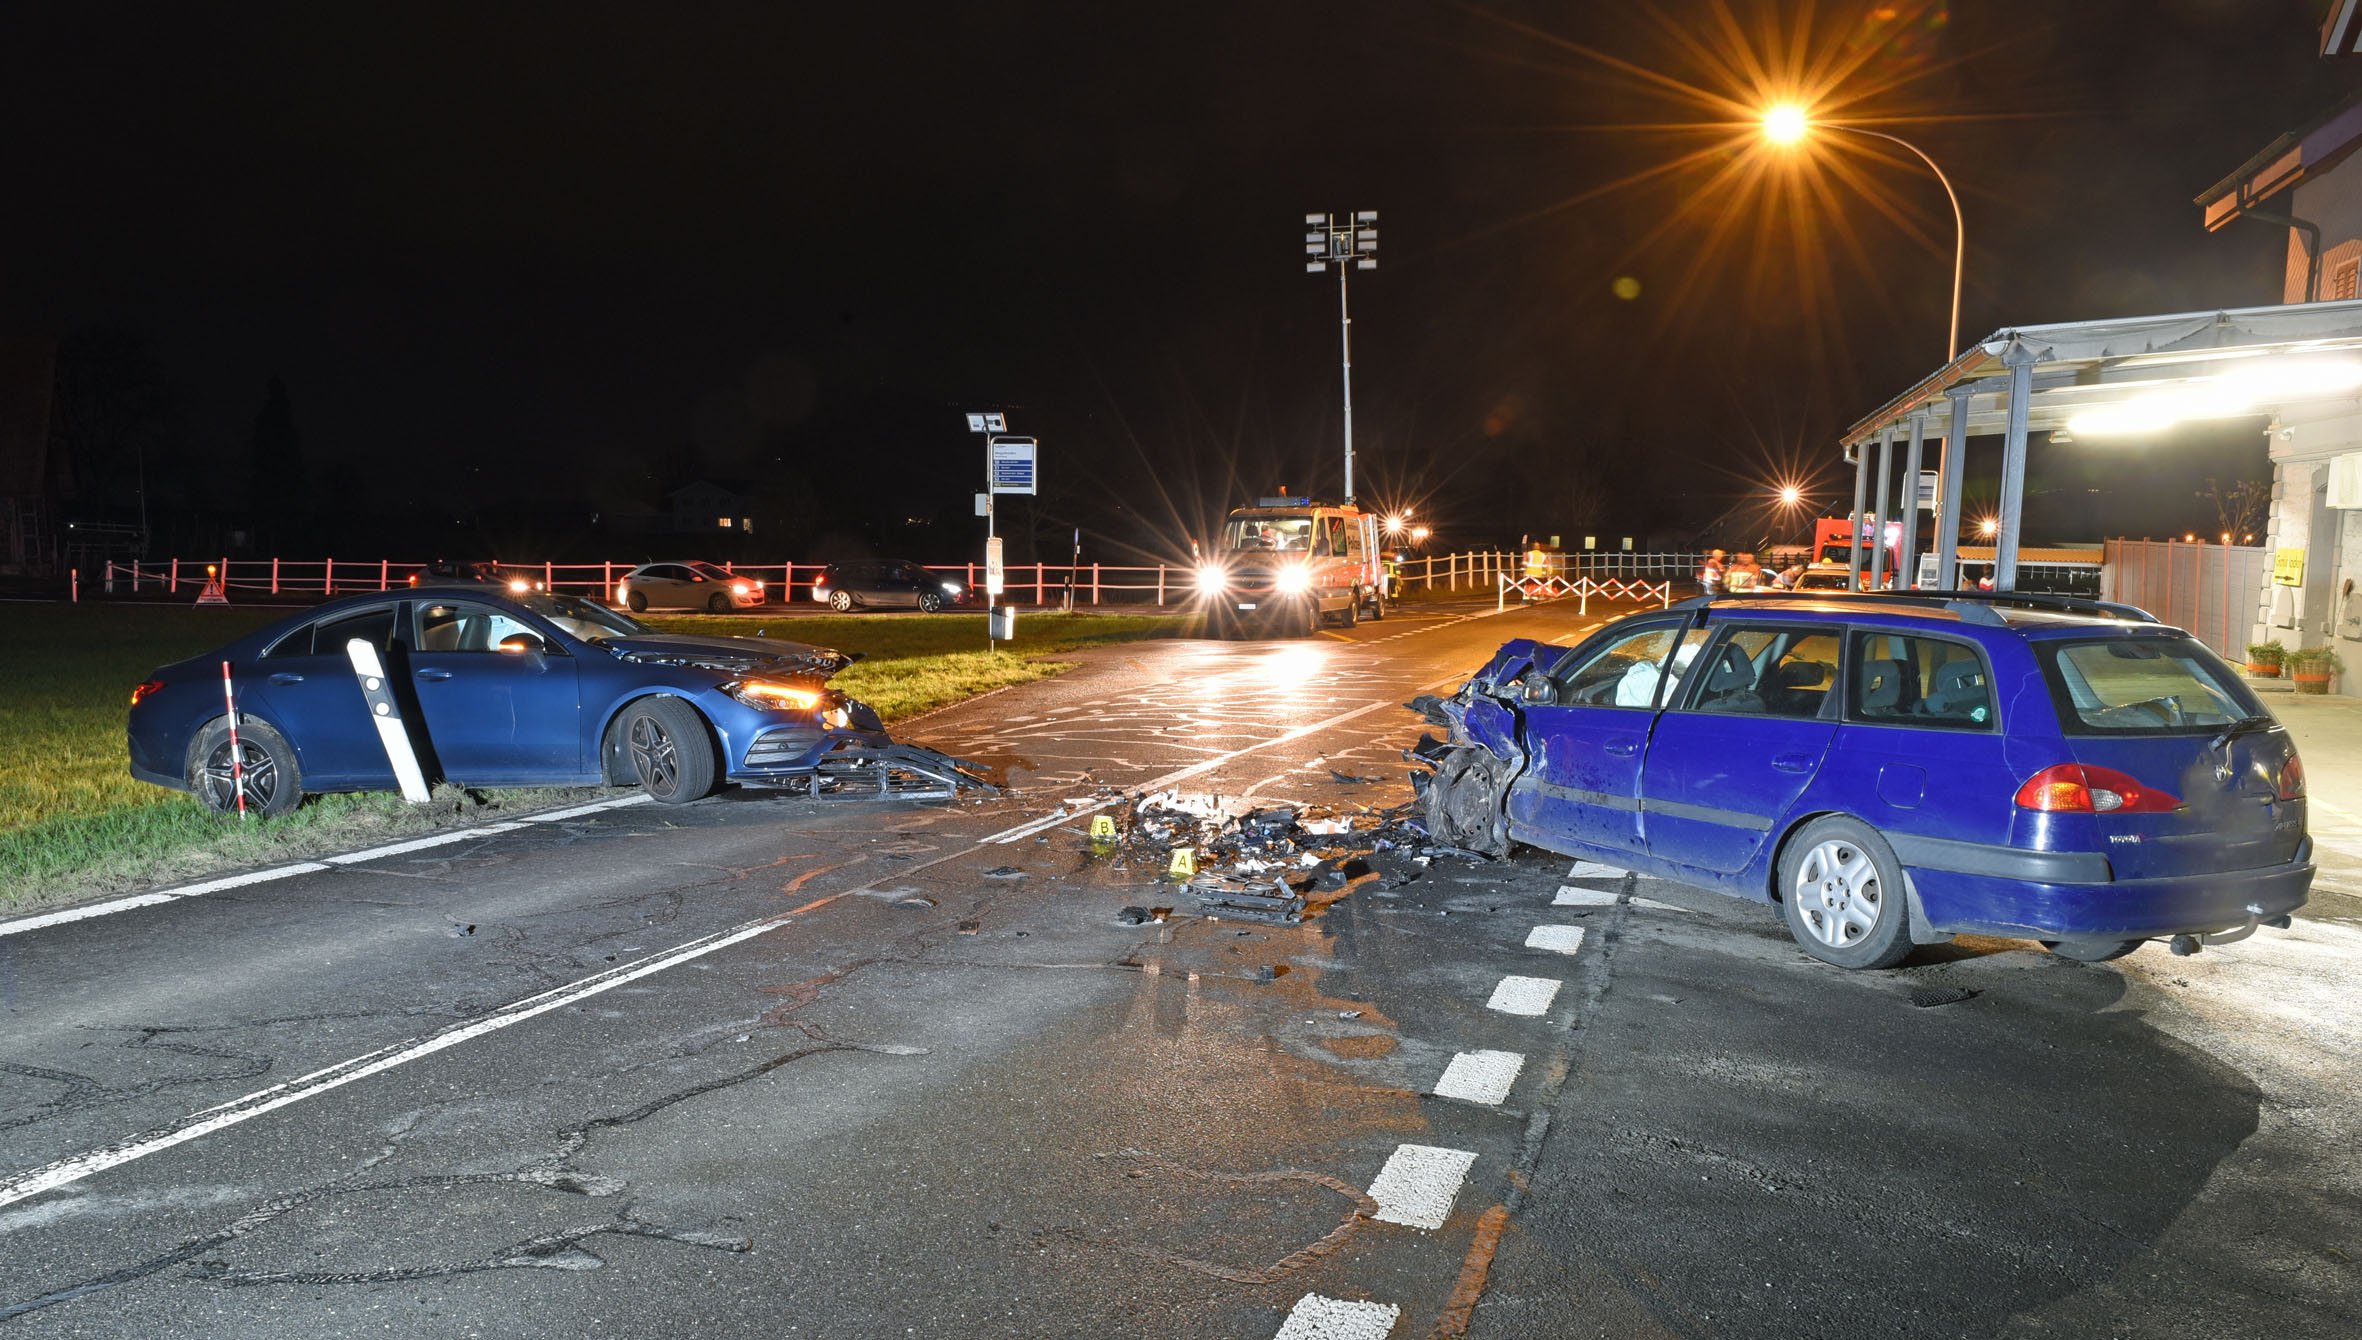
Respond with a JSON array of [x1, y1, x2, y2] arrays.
[[1762, 103, 1965, 361]]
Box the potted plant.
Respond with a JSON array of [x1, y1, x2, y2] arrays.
[[2288, 647, 2343, 694], [2245, 640, 2287, 677]]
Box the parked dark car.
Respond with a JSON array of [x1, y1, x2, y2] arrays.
[[128, 589, 891, 815], [1412, 591, 2312, 969], [812, 560, 970, 612], [614, 560, 765, 612]]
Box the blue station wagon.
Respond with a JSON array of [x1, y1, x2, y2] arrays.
[[1412, 592, 2313, 968]]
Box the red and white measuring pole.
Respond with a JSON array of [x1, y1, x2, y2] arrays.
[[221, 660, 247, 817]]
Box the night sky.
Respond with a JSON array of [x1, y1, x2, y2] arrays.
[[2, 1, 2348, 562]]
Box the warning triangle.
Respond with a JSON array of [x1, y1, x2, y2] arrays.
[[195, 576, 229, 606]]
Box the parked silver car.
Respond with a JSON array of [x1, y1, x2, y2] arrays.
[[613, 560, 766, 612]]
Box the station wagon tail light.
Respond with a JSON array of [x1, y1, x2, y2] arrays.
[[727, 679, 823, 712], [615, 583, 628, 602], [2279, 754, 2306, 801], [2014, 763, 2180, 814], [130, 679, 164, 707]]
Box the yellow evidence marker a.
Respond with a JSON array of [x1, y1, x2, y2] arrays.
[[1166, 847, 1196, 879]]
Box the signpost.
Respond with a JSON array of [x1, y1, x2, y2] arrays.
[[968, 412, 1036, 644]]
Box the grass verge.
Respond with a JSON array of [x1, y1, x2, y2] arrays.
[[0, 603, 1189, 913]]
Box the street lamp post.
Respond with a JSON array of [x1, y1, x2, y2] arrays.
[[1763, 107, 1964, 362], [1304, 210, 1378, 503]]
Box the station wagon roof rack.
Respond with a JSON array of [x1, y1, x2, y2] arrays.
[[1670, 589, 2161, 624]]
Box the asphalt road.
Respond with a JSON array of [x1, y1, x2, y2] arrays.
[[1, 598, 2355, 1338]]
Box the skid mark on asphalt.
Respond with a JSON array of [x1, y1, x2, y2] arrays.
[[1050, 1155, 1380, 1287]]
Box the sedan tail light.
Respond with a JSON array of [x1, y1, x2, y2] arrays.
[[2279, 753, 2306, 801], [2014, 763, 2181, 814], [130, 679, 164, 707]]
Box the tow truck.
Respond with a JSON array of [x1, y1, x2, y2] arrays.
[[1193, 495, 1389, 636]]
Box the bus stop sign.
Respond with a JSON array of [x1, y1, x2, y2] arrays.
[[989, 437, 1037, 495]]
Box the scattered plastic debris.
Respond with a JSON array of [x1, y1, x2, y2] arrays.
[[1907, 986, 1978, 1009]]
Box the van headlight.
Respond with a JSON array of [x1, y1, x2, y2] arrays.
[[1195, 565, 1226, 595], [1275, 566, 1312, 594]]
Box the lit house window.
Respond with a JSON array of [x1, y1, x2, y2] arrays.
[[2335, 259, 2360, 302], [740, 517, 754, 533], [718, 516, 733, 528]]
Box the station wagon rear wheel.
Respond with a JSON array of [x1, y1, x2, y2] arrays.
[[1779, 816, 1912, 969], [616, 697, 717, 804], [829, 589, 855, 612]]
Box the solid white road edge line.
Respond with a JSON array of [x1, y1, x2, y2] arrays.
[[0, 915, 788, 1210], [1273, 1294, 1401, 1340], [1367, 1143, 1478, 1231], [0, 864, 331, 939], [1, 794, 658, 941]]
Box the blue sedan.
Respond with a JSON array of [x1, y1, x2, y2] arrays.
[[1413, 592, 2312, 968], [129, 587, 898, 816]]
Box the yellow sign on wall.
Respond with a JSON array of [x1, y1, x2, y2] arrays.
[[2273, 548, 2306, 586]]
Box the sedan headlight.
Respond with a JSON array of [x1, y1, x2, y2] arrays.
[[941, 580, 963, 594], [1275, 566, 1312, 594], [1195, 564, 1226, 595], [725, 679, 824, 713]]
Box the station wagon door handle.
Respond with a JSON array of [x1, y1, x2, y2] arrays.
[[267, 673, 304, 685], [1772, 754, 1815, 774], [1604, 739, 1639, 757], [417, 669, 454, 682]]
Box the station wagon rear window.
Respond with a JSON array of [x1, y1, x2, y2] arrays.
[[2036, 635, 2262, 734]]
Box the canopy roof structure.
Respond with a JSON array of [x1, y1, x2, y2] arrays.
[[1838, 300, 2362, 591]]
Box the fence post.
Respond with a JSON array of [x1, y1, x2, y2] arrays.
[[271, 557, 281, 595], [106, 562, 116, 594], [1036, 563, 1045, 605], [545, 560, 554, 592], [170, 558, 179, 594], [325, 557, 334, 595], [1092, 563, 1101, 605], [778, 562, 789, 604], [1157, 564, 1166, 606]]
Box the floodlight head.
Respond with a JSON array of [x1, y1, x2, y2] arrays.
[[1356, 258, 1376, 270], [1306, 261, 1326, 273], [1354, 210, 1378, 222], [1356, 230, 1377, 241], [1304, 212, 1325, 224], [1355, 239, 1376, 252], [1305, 242, 1322, 254], [1305, 231, 1324, 243]]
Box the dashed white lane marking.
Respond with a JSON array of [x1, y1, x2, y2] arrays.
[[1631, 897, 1695, 914], [1525, 925, 1588, 955], [1564, 860, 1629, 878], [1274, 1293, 1401, 1339], [1486, 975, 1563, 1017], [1367, 1143, 1478, 1230], [1433, 1050, 1526, 1106], [0, 911, 793, 1210], [1553, 885, 1618, 906], [0, 793, 653, 940]]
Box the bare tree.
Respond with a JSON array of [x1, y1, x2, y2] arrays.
[[2197, 477, 2270, 543]]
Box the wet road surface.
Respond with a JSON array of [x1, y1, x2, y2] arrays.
[[1, 598, 2356, 1337]]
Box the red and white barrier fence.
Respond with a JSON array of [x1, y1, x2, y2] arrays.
[[101, 550, 1531, 607], [1498, 571, 1674, 613]]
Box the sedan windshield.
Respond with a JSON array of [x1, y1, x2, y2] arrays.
[[686, 561, 736, 581], [520, 592, 645, 641]]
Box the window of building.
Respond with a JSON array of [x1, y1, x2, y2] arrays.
[[2334, 259, 2359, 301]]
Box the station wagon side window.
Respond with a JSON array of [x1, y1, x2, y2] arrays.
[[1676, 625, 1841, 719], [1549, 620, 1703, 709], [1846, 631, 1995, 729]]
